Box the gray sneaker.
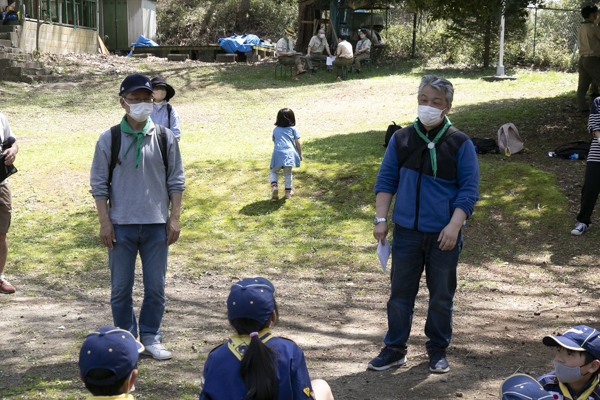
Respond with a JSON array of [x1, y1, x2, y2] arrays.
[[571, 222, 589, 236], [142, 343, 172, 360]]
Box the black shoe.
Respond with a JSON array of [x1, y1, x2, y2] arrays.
[[367, 347, 406, 371], [356, 69, 361, 74]]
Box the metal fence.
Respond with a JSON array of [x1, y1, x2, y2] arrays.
[[525, 6, 580, 60]]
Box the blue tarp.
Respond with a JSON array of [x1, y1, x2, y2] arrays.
[[127, 35, 159, 57], [130, 35, 159, 47], [218, 34, 273, 54]]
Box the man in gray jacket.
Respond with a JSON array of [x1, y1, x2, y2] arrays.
[[90, 74, 185, 360]]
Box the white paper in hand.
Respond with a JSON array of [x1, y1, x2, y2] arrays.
[[326, 56, 335, 66], [377, 238, 391, 273]]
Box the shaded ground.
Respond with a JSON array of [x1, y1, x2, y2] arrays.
[[1, 55, 600, 399]]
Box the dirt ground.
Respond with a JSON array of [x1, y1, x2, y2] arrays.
[[1, 55, 600, 400]]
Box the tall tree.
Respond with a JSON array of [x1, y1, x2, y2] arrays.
[[405, 0, 545, 67]]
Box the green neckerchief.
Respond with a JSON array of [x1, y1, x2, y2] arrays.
[[120, 116, 150, 169], [227, 328, 274, 361], [282, 36, 291, 52], [413, 116, 451, 178], [558, 374, 598, 400]]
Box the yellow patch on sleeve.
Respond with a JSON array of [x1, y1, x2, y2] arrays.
[[303, 387, 316, 398]]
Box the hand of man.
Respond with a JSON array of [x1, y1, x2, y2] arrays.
[[100, 222, 116, 250], [373, 222, 388, 244], [437, 222, 461, 251], [3, 146, 17, 165], [166, 216, 180, 246]]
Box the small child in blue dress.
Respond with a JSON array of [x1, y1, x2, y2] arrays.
[[270, 108, 303, 200]]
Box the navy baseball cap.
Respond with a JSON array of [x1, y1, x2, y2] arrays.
[[119, 74, 153, 96], [542, 325, 600, 360], [228, 277, 275, 327], [79, 326, 144, 386], [500, 374, 554, 400]]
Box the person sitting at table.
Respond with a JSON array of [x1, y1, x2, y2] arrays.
[[353, 29, 372, 74], [333, 35, 353, 82], [305, 29, 333, 73], [276, 27, 306, 81]]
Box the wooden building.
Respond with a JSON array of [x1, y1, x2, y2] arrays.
[[16, 0, 156, 53], [297, 0, 388, 55]]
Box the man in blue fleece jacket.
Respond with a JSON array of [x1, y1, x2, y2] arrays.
[[368, 75, 479, 374]]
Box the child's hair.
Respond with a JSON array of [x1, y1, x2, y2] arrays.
[[84, 368, 131, 396], [227, 277, 280, 400], [233, 305, 279, 400], [275, 108, 296, 127], [583, 350, 600, 379]]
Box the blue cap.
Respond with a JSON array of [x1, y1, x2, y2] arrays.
[[542, 325, 600, 360], [119, 74, 153, 96], [500, 374, 554, 400], [227, 277, 275, 327], [79, 326, 144, 386]]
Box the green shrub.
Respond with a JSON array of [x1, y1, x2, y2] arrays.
[[156, 0, 297, 45]]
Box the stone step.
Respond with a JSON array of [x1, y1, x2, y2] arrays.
[[0, 52, 33, 62], [21, 74, 60, 83], [22, 67, 52, 75], [0, 39, 12, 47], [167, 53, 189, 62], [0, 33, 10, 40], [24, 61, 43, 69]]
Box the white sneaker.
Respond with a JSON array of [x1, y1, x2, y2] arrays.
[[142, 343, 172, 360], [571, 222, 589, 236]]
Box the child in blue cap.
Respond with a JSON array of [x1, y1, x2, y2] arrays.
[[538, 325, 600, 399], [501, 374, 554, 400], [199, 277, 334, 400], [78, 326, 144, 398]]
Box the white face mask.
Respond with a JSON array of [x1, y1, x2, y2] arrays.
[[417, 105, 446, 127], [124, 100, 153, 122], [319, 33, 325, 38], [154, 100, 165, 108]]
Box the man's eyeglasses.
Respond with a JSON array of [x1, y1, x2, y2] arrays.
[[123, 97, 153, 104]]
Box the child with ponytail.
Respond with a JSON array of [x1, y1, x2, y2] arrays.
[[199, 277, 334, 400]]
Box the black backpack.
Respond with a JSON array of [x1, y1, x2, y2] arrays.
[[108, 124, 168, 188], [471, 137, 499, 154], [384, 121, 401, 147], [551, 141, 591, 159]]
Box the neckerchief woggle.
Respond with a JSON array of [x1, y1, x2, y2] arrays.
[[558, 375, 598, 400], [227, 328, 274, 361], [120, 116, 150, 169], [413, 116, 451, 179]]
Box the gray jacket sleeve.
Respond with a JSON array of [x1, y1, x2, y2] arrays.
[[165, 127, 185, 195], [89, 129, 112, 201]]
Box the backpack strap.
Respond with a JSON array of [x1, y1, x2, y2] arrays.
[[166, 103, 172, 129], [395, 126, 459, 171], [109, 124, 121, 188], [156, 124, 169, 172]]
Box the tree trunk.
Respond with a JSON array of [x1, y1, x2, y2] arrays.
[[236, 0, 251, 33], [483, 16, 491, 68]]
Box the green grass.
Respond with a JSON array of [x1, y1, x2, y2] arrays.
[[0, 60, 591, 398]]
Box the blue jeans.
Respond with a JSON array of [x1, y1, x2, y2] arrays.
[[109, 224, 168, 345], [383, 225, 462, 353]]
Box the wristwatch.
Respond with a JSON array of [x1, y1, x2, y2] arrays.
[[373, 217, 387, 225]]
